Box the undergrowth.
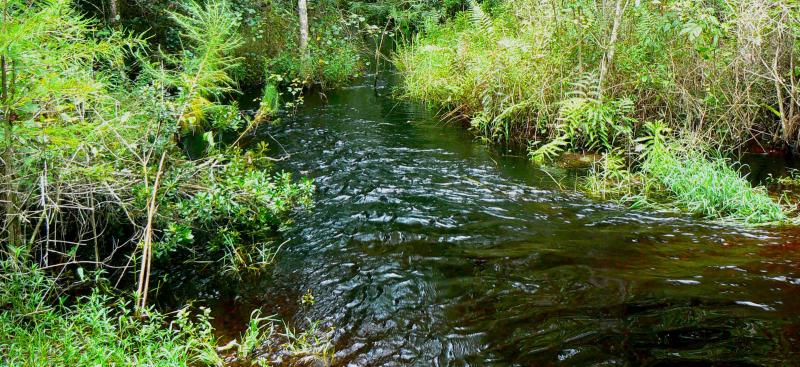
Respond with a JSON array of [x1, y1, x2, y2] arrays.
[[583, 121, 786, 224], [0, 262, 335, 366], [0, 263, 221, 366], [396, 0, 797, 224]]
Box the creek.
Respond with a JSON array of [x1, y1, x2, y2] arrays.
[[189, 75, 800, 366]]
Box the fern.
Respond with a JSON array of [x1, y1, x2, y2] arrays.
[[470, 0, 494, 34], [528, 135, 569, 163], [634, 119, 671, 161], [470, 112, 492, 137], [555, 75, 636, 152], [489, 98, 537, 143]]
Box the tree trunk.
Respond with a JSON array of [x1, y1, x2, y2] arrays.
[[1, 55, 21, 253], [135, 152, 166, 315], [298, 0, 309, 59], [3, 121, 20, 248], [109, 0, 118, 24], [598, 0, 626, 94]]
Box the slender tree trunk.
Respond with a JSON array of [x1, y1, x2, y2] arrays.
[[91, 195, 100, 269], [576, 6, 584, 73], [1, 55, 21, 253], [790, 43, 798, 144], [135, 152, 166, 315], [298, 0, 309, 59], [373, 18, 391, 90], [3, 123, 19, 246], [108, 0, 118, 24], [598, 0, 626, 94], [774, 44, 789, 143]]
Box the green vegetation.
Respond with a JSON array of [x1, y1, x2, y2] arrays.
[[583, 121, 785, 224], [644, 143, 785, 224], [0, 0, 314, 279], [396, 0, 800, 223], [0, 263, 334, 366], [3, 0, 800, 364], [0, 0, 328, 364], [0, 264, 223, 366], [95, 0, 372, 87]]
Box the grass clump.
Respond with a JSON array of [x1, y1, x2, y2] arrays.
[[582, 121, 786, 224], [0, 264, 222, 366], [642, 142, 785, 224]]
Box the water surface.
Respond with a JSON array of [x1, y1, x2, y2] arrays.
[[225, 77, 800, 366]]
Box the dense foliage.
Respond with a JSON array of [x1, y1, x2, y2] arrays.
[[3, 0, 800, 365], [86, 0, 376, 87], [0, 0, 320, 365], [396, 0, 799, 223], [0, 0, 314, 276]]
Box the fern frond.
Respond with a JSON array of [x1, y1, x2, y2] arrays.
[[470, 0, 494, 33], [528, 135, 569, 163]]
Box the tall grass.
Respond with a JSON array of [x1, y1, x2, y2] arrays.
[[642, 141, 785, 224], [0, 263, 222, 366], [395, 6, 562, 143], [582, 121, 785, 224]]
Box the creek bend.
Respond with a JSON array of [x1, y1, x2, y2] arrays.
[[196, 77, 800, 366]]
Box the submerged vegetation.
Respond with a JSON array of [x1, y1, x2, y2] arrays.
[[397, 0, 800, 223]]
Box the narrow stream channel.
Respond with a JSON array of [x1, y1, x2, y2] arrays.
[[215, 75, 800, 366]]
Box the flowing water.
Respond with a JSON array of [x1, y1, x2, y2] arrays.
[[210, 76, 800, 366]]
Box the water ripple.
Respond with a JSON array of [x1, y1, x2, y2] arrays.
[[239, 79, 800, 366]]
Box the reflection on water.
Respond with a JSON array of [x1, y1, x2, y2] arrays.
[[213, 76, 800, 366]]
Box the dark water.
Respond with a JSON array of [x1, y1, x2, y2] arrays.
[[224, 77, 800, 366]]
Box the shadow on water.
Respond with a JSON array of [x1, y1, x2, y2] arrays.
[[182, 73, 800, 366]]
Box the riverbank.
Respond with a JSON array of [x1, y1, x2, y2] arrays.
[[395, 0, 799, 224], [0, 1, 322, 365]]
